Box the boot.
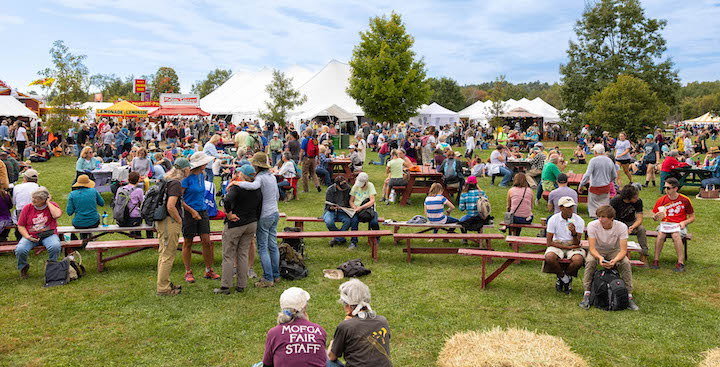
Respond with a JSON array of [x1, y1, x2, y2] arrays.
[[639, 254, 648, 266]]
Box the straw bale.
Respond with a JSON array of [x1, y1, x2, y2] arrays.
[[700, 348, 720, 367], [437, 327, 587, 367]]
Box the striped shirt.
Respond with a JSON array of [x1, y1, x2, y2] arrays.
[[425, 195, 448, 224], [459, 189, 487, 217]]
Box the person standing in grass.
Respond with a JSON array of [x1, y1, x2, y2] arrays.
[[156, 158, 190, 296], [614, 132, 633, 185], [642, 134, 661, 187], [578, 144, 617, 218], [580, 205, 639, 311], [650, 177, 695, 272]]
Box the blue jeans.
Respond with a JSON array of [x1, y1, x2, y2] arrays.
[[327, 359, 345, 367], [316, 166, 332, 186], [205, 167, 214, 183], [701, 177, 720, 189], [350, 212, 379, 244], [115, 143, 123, 158], [536, 181, 544, 201], [371, 153, 388, 165], [167, 138, 177, 146], [15, 234, 62, 270], [492, 166, 513, 187], [510, 215, 533, 236], [433, 216, 459, 233], [278, 180, 290, 200], [256, 212, 280, 281], [271, 151, 282, 167], [323, 210, 352, 243]]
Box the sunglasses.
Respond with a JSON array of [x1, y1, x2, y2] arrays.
[[664, 186, 674, 190]]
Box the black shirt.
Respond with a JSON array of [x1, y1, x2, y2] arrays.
[[324, 183, 350, 211], [609, 196, 643, 225], [223, 184, 262, 228]]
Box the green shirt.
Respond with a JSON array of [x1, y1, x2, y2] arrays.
[[350, 182, 377, 208], [269, 139, 283, 152], [541, 162, 561, 182], [387, 158, 404, 179]]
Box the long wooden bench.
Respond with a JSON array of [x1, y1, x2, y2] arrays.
[[394, 232, 505, 263], [646, 231, 692, 260], [286, 216, 385, 231], [383, 221, 494, 245], [392, 185, 458, 203], [459, 248, 645, 289], [0, 240, 85, 255], [278, 230, 394, 262], [504, 235, 642, 263]]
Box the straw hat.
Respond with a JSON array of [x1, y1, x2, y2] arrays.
[[250, 152, 270, 168], [73, 175, 95, 189], [189, 151, 215, 169], [708, 146, 720, 155]]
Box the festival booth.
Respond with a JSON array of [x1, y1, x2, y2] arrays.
[[684, 112, 720, 126], [96, 101, 148, 119], [0, 96, 39, 119], [501, 107, 543, 132], [409, 102, 460, 127]]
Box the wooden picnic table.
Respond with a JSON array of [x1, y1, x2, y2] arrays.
[[396, 165, 452, 206], [56, 224, 155, 244], [382, 221, 494, 245], [329, 158, 356, 183], [671, 166, 712, 189], [511, 138, 533, 151]]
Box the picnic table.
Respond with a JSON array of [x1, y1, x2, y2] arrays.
[[542, 172, 588, 203], [671, 166, 712, 189], [511, 138, 533, 151], [382, 221, 494, 245], [395, 165, 452, 206], [328, 158, 356, 183], [57, 224, 155, 245], [506, 159, 531, 173]]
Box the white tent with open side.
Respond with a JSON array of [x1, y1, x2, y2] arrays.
[[0, 96, 38, 119], [684, 112, 720, 125], [409, 102, 459, 127]]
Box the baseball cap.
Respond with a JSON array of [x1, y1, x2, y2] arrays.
[[239, 164, 256, 178], [356, 172, 369, 186], [557, 173, 568, 183], [646, 134, 654, 139], [535, 142, 544, 148], [558, 196, 576, 207], [348, 145, 356, 149], [280, 287, 311, 311], [174, 157, 191, 169], [24, 169, 39, 179], [466, 176, 477, 185]]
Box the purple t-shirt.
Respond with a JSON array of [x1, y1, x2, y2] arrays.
[[262, 318, 327, 367]]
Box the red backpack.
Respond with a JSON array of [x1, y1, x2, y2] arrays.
[[306, 139, 318, 158]]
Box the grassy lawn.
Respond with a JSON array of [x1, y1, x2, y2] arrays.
[[1, 141, 719, 366]]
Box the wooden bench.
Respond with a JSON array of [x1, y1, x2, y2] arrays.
[[394, 232, 505, 263], [278, 230, 394, 262], [0, 240, 85, 255], [87, 235, 221, 272], [459, 248, 645, 289], [383, 221, 494, 245], [504, 235, 642, 263], [286, 216, 385, 231], [392, 185, 458, 202], [646, 230, 692, 260]]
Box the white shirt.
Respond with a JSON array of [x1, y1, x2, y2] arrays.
[[12, 182, 39, 214], [278, 160, 296, 178], [490, 150, 506, 166], [465, 136, 475, 151], [357, 139, 367, 164], [547, 212, 585, 242], [16, 126, 27, 142]]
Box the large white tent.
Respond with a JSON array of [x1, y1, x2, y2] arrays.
[[290, 60, 364, 123], [684, 112, 720, 125], [0, 96, 38, 119], [458, 97, 560, 123], [409, 102, 459, 126]]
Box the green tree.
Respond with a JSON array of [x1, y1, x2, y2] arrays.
[[191, 69, 232, 98], [259, 69, 307, 127], [587, 75, 669, 139], [151, 67, 180, 99], [486, 75, 506, 127], [347, 12, 431, 123], [460, 86, 488, 105], [427, 77, 465, 111], [560, 0, 679, 131], [37, 40, 88, 132]]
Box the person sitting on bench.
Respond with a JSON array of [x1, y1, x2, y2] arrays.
[[610, 184, 649, 265], [324, 176, 353, 248], [544, 196, 585, 294], [348, 173, 379, 250], [650, 177, 695, 272], [580, 205, 639, 311], [14, 187, 63, 279]]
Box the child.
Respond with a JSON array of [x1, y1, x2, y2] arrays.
[[458, 176, 487, 222], [471, 156, 486, 177], [424, 183, 458, 241]]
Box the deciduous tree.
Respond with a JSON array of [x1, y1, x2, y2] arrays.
[[191, 69, 232, 98], [37, 40, 88, 132], [427, 77, 465, 112], [259, 69, 306, 126], [151, 67, 180, 99]]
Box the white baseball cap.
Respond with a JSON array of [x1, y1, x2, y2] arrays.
[[558, 196, 576, 207]]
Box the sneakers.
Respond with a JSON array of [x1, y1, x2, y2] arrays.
[[564, 277, 572, 294], [235, 287, 245, 293], [348, 243, 357, 250], [20, 264, 29, 279], [555, 276, 563, 293], [213, 287, 231, 295], [204, 269, 221, 280], [316, 186, 321, 193], [248, 268, 258, 279], [639, 255, 649, 267], [579, 293, 591, 310], [254, 278, 274, 288], [673, 263, 686, 272], [628, 298, 640, 311], [185, 270, 196, 283], [379, 197, 386, 202], [649, 260, 660, 270]]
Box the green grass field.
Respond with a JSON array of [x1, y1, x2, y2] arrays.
[[1, 141, 719, 366]]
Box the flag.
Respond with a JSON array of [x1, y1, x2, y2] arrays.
[[29, 78, 55, 87], [0, 79, 8, 89]]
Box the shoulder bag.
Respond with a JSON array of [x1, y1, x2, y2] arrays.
[[503, 187, 528, 224]]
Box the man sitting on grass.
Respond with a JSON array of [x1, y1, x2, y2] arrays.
[[544, 196, 585, 294], [650, 177, 695, 272], [580, 205, 639, 310]]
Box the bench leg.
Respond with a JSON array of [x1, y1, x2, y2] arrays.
[[481, 257, 487, 289], [96, 250, 105, 272], [483, 258, 516, 289], [406, 239, 412, 263], [294, 222, 303, 231], [683, 238, 688, 261], [393, 226, 399, 246], [512, 243, 521, 264], [371, 237, 378, 262]]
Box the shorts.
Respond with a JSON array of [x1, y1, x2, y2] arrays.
[[545, 246, 586, 260], [388, 178, 407, 188], [182, 210, 211, 238], [617, 158, 631, 165], [657, 223, 688, 238]]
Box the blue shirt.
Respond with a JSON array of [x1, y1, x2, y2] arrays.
[[121, 128, 132, 144], [66, 187, 105, 227], [301, 138, 309, 157], [709, 158, 720, 178], [459, 189, 487, 217], [424, 194, 448, 224], [0, 125, 8, 140], [182, 173, 207, 211]]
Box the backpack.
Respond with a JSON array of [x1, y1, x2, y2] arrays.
[[279, 242, 308, 280], [421, 135, 431, 147], [141, 179, 168, 225], [306, 139, 318, 158], [589, 269, 630, 311], [113, 186, 138, 226], [44, 254, 85, 287], [337, 258, 371, 277], [281, 227, 305, 257], [203, 181, 218, 217], [477, 196, 492, 220]]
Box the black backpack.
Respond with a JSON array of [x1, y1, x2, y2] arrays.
[[281, 227, 305, 258], [337, 258, 371, 278], [278, 243, 308, 280], [44, 257, 84, 287], [141, 179, 168, 226], [589, 269, 630, 311]]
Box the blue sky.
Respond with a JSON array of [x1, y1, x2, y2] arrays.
[[1, 0, 719, 96]]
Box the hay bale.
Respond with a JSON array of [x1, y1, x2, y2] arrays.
[[437, 327, 588, 367], [700, 348, 720, 367]]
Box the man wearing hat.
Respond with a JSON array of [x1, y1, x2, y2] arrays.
[[701, 146, 720, 189], [642, 134, 661, 187], [15, 187, 63, 279], [544, 196, 586, 294], [12, 169, 40, 221], [214, 164, 262, 294], [0, 149, 18, 184], [324, 176, 353, 247], [268, 133, 283, 167]]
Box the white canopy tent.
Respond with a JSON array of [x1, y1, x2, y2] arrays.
[[458, 97, 561, 124], [79, 102, 112, 119], [684, 112, 720, 125], [0, 96, 38, 119], [409, 102, 459, 127]]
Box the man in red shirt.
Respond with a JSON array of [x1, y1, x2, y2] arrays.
[[659, 150, 686, 194], [650, 178, 695, 272], [14, 186, 63, 279]]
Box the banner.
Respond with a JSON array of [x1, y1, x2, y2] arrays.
[[96, 109, 148, 117], [160, 93, 200, 106], [134, 79, 146, 93], [29, 78, 55, 87], [94, 93, 103, 102], [126, 101, 160, 107], [0, 79, 8, 89]]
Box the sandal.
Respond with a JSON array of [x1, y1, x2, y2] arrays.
[[158, 288, 181, 296]]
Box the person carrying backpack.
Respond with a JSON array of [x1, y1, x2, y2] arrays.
[[300, 129, 321, 193], [114, 172, 147, 237], [580, 205, 639, 311], [437, 149, 464, 193]]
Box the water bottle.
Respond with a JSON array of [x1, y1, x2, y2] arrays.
[[102, 212, 109, 227]]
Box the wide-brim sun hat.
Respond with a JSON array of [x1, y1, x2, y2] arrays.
[[250, 152, 271, 168], [189, 151, 215, 169], [709, 146, 720, 155], [73, 174, 95, 189]]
